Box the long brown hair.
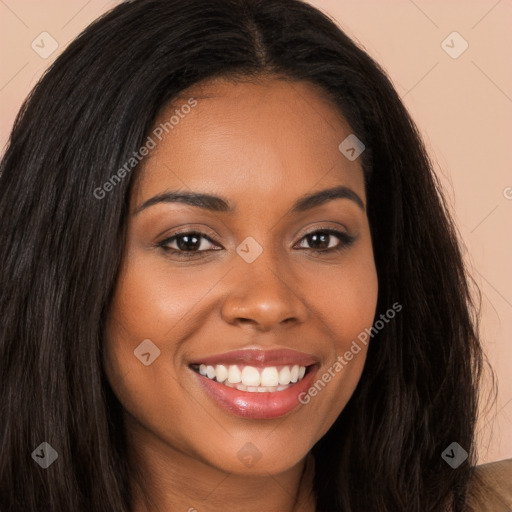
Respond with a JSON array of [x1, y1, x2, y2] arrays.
[[0, 1, 487, 510]]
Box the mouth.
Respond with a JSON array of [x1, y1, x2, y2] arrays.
[[190, 363, 309, 392], [188, 348, 319, 419]]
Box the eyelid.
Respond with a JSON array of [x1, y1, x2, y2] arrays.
[[292, 221, 350, 242], [296, 223, 349, 239], [157, 225, 223, 244]]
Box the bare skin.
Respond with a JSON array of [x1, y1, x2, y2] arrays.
[[104, 75, 378, 512]]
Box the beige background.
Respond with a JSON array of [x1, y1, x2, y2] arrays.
[[1, 0, 510, 464]]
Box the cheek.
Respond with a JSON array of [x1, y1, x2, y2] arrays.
[[102, 259, 201, 450], [306, 239, 378, 348], [102, 250, 232, 418], [102, 256, 187, 400], [105, 252, 223, 350], [298, 240, 378, 432]]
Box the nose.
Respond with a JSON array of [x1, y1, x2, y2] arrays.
[[220, 256, 309, 331]]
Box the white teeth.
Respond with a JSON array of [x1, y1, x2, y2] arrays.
[[261, 367, 279, 387], [241, 366, 260, 387], [227, 365, 242, 384], [278, 366, 291, 385], [216, 364, 228, 383], [196, 363, 308, 392], [206, 365, 215, 379]]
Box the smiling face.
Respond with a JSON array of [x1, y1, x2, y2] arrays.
[[104, 76, 378, 481]]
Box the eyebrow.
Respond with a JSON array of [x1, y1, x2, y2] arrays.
[[133, 185, 365, 216]]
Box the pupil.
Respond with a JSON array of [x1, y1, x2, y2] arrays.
[[177, 234, 200, 251], [309, 232, 329, 249]]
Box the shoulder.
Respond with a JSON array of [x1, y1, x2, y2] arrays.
[[465, 458, 512, 511]]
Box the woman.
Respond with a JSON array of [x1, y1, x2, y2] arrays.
[[0, 0, 509, 510]]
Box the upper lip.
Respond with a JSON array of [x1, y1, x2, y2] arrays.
[[189, 348, 318, 367]]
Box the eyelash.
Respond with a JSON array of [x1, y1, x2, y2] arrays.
[[156, 228, 355, 259]]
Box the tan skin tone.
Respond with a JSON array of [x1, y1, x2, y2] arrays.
[[104, 76, 378, 512]]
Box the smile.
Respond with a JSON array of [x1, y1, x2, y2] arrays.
[[189, 348, 319, 419], [191, 363, 307, 392]]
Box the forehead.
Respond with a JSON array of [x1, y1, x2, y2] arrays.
[[133, 77, 365, 209]]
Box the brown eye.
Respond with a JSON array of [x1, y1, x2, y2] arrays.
[[158, 232, 220, 255], [296, 229, 355, 253]]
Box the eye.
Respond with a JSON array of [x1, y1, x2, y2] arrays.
[[157, 231, 221, 257], [157, 227, 355, 259], [295, 228, 355, 254]]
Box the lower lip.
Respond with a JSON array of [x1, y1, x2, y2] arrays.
[[193, 366, 318, 419]]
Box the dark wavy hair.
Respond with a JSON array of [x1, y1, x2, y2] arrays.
[[0, 0, 489, 510]]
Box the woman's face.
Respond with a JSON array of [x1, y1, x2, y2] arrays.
[[104, 77, 378, 477]]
